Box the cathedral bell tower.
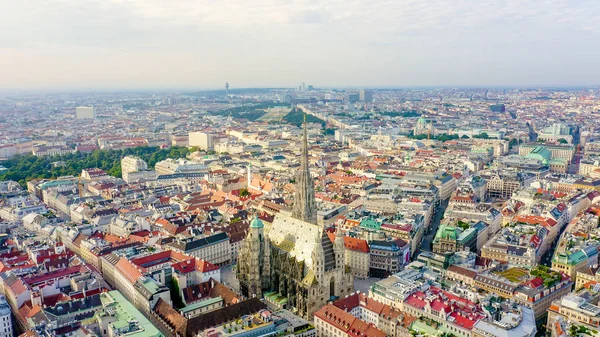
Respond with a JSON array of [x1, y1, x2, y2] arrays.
[[292, 113, 317, 224], [237, 214, 270, 298]]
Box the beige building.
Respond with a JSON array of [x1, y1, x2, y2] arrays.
[[547, 290, 600, 337], [76, 106, 95, 119], [189, 132, 214, 150], [168, 232, 231, 266], [338, 235, 370, 279], [121, 156, 148, 174]]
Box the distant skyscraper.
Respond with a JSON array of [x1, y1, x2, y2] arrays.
[[489, 104, 506, 113], [359, 89, 373, 103], [225, 82, 229, 96], [75, 106, 95, 119], [344, 93, 359, 103], [189, 132, 214, 150]]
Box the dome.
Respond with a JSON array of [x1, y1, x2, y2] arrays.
[[250, 216, 264, 229], [417, 117, 427, 125]]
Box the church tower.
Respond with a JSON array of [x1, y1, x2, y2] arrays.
[[237, 215, 270, 298], [292, 114, 317, 224]]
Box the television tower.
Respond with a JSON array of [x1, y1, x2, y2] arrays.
[[225, 82, 230, 96]]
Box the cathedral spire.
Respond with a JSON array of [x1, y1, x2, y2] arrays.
[[292, 111, 317, 224]]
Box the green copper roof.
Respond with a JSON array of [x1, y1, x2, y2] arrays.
[[250, 216, 264, 228], [434, 224, 459, 241], [525, 146, 552, 164], [359, 217, 381, 230]]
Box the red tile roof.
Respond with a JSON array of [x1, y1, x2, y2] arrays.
[[115, 258, 142, 284], [23, 266, 87, 286]]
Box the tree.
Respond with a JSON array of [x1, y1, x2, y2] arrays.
[[0, 146, 191, 185], [323, 128, 336, 136], [239, 188, 250, 197], [461, 135, 470, 139], [283, 108, 325, 127], [557, 138, 569, 144], [169, 277, 185, 309]]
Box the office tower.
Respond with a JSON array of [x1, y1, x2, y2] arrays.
[[75, 106, 95, 119], [189, 132, 214, 150], [344, 93, 359, 103], [359, 89, 374, 103], [489, 104, 506, 113]]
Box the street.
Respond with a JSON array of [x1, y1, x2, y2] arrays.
[[420, 198, 450, 253]]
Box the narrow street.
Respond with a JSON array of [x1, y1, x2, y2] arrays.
[[420, 198, 450, 253]]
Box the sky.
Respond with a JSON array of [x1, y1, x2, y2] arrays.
[[1, 0, 600, 91]]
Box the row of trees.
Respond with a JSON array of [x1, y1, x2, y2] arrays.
[[380, 110, 421, 118], [209, 102, 291, 121], [283, 108, 326, 127], [0, 146, 191, 186]]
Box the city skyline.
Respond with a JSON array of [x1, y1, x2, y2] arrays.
[[2, 0, 600, 91]]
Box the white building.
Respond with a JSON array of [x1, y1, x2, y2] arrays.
[[155, 158, 208, 175], [0, 295, 12, 337], [75, 106, 95, 119], [189, 132, 214, 150], [121, 156, 148, 174]]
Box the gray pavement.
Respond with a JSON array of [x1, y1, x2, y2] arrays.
[[220, 264, 240, 292], [353, 277, 380, 294], [420, 198, 449, 253]]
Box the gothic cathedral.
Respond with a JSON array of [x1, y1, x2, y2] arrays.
[[237, 116, 353, 319]]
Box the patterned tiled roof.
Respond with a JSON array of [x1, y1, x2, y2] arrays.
[[267, 214, 321, 271]]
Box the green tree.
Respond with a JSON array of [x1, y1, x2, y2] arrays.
[[283, 108, 325, 127], [557, 138, 569, 144], [169, 277, 185, 309], [0, 146, 191, 185], [239, 188, 250, 197]]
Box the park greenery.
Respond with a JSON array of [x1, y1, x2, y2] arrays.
[[380, 110, 421, 118], [283, 108, 326, 127], [208, 102, 291, 121], [0, 146, 191, 185]]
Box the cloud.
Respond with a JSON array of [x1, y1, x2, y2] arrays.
[[0, 0, 599, 89]]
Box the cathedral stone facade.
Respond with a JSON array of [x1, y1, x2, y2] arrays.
[[237, 117, 353, 319]]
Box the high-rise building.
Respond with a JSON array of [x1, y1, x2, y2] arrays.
[[359, 89, 374, 103], [75, 106, 95, 119], [344, 93, 359, 103], [189, 132, 214, 150], [489, 104, 506, 113]]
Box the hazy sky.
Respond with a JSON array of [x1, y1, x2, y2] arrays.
[[1, 0, 600, 90]]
